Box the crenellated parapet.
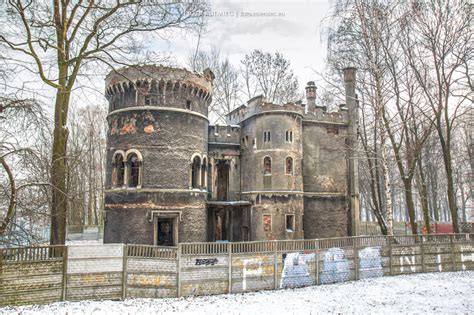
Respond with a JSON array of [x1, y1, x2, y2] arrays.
[[208, 124, 240, 145], [226, 95, 305, 125], [105, 65, 214, 116], [303, 107, 349, 125]]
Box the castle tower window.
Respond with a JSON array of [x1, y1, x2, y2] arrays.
[[191, 156, 201, 188], [127, 153, 141, 188], [201, 157, 207, 190], [286, 214, 295, 232], [186, 100, 192, 110], [285, 157, 293, 175], [263, 156, 272, 175], [112, 153, 125, 187], [263, 131, 271, 143], [285, 130, 293, 143]]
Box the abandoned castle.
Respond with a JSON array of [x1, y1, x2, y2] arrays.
[[103, 65, 359, 245]]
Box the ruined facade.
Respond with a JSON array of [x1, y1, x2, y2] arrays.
[[103, 65, 359, 245]]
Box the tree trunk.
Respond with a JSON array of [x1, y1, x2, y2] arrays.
[[49, 89, 70, 245], [437, 125, 459, 233], [404, 179, 418, 235], [416, 158, 431, 234]]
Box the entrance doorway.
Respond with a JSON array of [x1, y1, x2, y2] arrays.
[[216, 160, 229, 201], [214, 209, 228, 241]]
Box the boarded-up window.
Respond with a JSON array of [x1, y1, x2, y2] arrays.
[[263, 215, 272, 232], [326, 127, 339, 134], [285, 157, 293, 175]]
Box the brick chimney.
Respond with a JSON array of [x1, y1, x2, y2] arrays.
[[305, 81, 317, 113]]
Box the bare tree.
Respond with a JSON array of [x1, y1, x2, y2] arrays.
[[0, 94, 52, 245], [401, 0, 471, 233], [0, 0, 208, 245], [188, 46, 241, 123], [241, 50, 300, 104]]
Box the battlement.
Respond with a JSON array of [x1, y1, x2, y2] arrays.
[[303, 105, 349, 125], [208, 124, 241, 145], [105, 65, 214, 114], [226, 95, 305, 124]]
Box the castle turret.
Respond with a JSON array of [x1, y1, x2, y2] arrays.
[[103, 65, 213, 245]]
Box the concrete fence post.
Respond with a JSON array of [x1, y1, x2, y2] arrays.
[[273, 240, 278, 290], [420, 235, 425, 273], [353, 238, 359, 281], [61, 246, 68, 301], [388, 236, 393, 276], [450, 234, 456, 271], [177, 244, 182, 298], [315, 239, 320, 285], [122, 244, 128, 300], [228, 242, 232, 294]]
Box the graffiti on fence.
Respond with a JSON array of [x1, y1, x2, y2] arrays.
[[242, 258, 263, 291], [358, 247, 383, 279], [399, 248, 416, 273], [195, 258, 218, 266], [459, 245, 473, 271], [320, 248, 350, 284], [129, 275, 171, 287], [280, 252, 315, 289]]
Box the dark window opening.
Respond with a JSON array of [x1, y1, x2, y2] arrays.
[[286, 130, 293, 143], [157, 218, 174, 246], [286, 215, 294, 232], [128, 153, 140, 188], [114, 154, 124, 187], [191, 156, 201, 188], [264, 156, 272, 175], [263, 131, 271, 143], [144, 94, 151, 105], [286, 157, 293, 175], [186, 100, 192, 110], [201, 158, 207, 190]]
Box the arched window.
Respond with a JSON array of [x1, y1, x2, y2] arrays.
[[201, 157, 207, 190], [128, 153, 140, 188], [191, 156, 201, 188], [113, 153, 125, 187], [264, 156, 272, 175], [285, 157, 293, 175]]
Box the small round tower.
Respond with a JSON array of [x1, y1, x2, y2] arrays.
[[103, 65, 214, 245], [239, 97, 305, 240]]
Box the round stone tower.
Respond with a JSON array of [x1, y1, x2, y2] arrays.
[[103, 65, 214, 245], [239, 97, 305, 240]]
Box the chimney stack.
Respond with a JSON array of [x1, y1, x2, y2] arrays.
[[305, 81, 317, 112], [343, 67, 359, 237]]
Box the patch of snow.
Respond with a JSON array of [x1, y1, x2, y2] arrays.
[[1, 271, 472, 314]]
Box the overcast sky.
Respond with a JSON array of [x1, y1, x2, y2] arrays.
[[156, 0, 332, 88]]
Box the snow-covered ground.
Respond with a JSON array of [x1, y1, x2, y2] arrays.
[[1, 271, 473, 314]]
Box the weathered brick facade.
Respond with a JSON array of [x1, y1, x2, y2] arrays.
[[103, 65, 359, 245]]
